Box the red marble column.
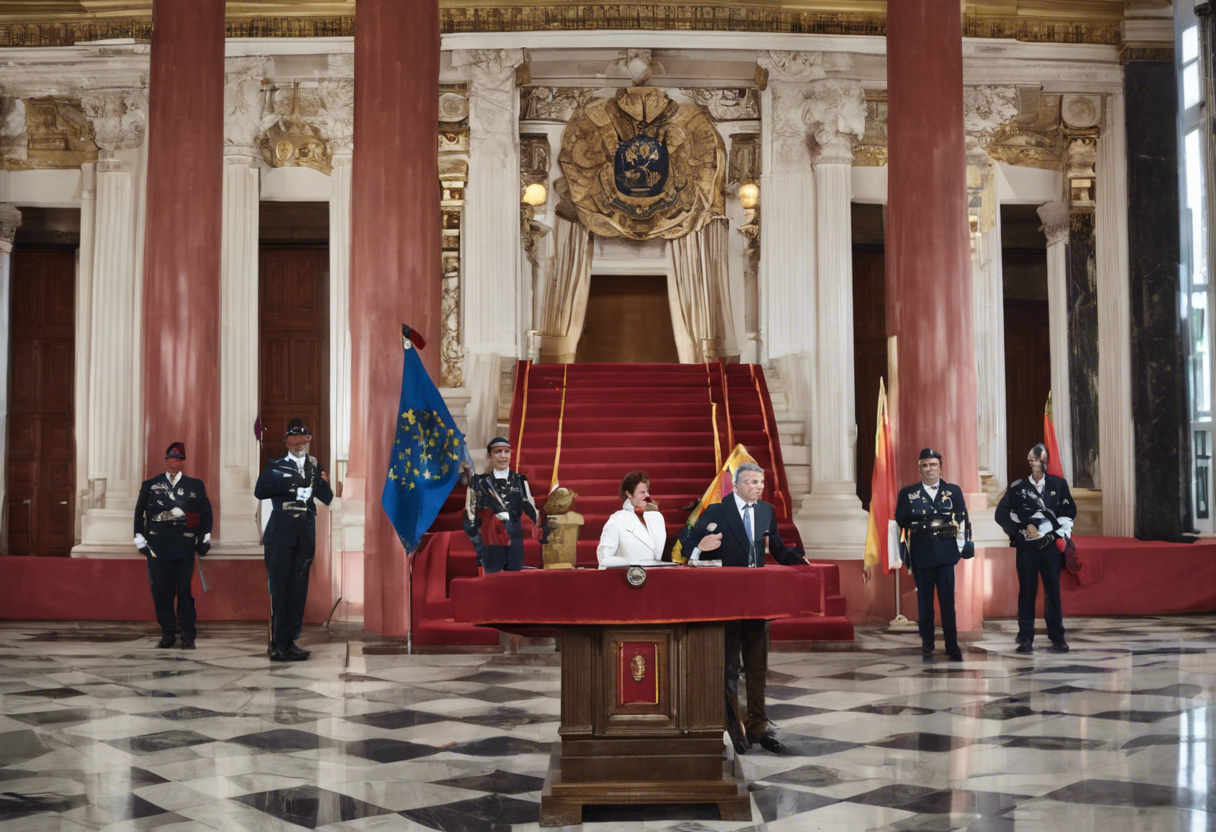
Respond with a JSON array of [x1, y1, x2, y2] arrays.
[[886, 1, 979, 492], [887, 2, 982, 632], [141, 0, 224, 531], [350, 0, 441, 636]]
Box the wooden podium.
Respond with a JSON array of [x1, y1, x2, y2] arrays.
[[450, 566, 818, 826]]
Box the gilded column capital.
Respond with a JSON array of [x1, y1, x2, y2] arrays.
[[804, 78, 865, 167], [1037, 201, 1070, 246], [224, 57, 268, 158], [80, 87, 146, 160]]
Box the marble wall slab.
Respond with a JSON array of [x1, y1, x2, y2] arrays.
[[1067, 212, 1099, 488]]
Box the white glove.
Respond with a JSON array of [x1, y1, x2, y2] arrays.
[[297, 486, 313, 501], [170, 507, 185, 518], [134, 533, 147, 549], [203, 533, 211, 544], [495, 511, 510, 521]]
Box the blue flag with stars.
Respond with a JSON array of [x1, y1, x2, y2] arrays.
[[381, 333, 467, 554]]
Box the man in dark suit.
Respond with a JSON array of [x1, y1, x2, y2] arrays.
[[254, 418, 333, 661], [683, 462, 806, 755], [996, 443, 1077, 654], [133, 442, 213, 649], [894, 448, 971, 662]]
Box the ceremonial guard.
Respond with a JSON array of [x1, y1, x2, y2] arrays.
[[133, 442, 213, 649], [894, 448, 972, 661], [996, 443, 1077, 654], [462, 436, 538, 573], [254, 419, 333, 661]]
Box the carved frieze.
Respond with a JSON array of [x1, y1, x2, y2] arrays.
[[316, 78, 354, 156], [558, 86, 726, 240], [224, 59, 267, 157], [963, 85, 1018, 153], [520, 134, 550, 188], [3, 97, 97, 169], [521, 87, 599, 122], [985, 87, 1064, 170], [682, 88, 759, 121]]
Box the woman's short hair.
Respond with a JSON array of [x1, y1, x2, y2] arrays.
[[619, 470, 650, 501], [1030, 443, 1050, 470]]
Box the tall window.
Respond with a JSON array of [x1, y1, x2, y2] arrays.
[[1180, 3, 1214, 530]]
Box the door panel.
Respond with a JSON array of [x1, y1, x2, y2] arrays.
[[1004, 299, 1051, 484], [259, 247, 329, 471], [853, 247, 888, 510], [7, 248, 76, 555]]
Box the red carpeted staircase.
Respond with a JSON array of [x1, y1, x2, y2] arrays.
[[412, 362, 853, 648]]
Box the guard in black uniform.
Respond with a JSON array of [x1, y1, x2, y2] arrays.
[[133, 442, 213, 649], [462, 436, 537, 573], [894, 448, 971, 661], [995, 443, 1077, 654], [254, 419, 333, 661]]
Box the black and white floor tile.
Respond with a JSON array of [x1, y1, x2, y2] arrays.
[[2, 616, 1216, 830]]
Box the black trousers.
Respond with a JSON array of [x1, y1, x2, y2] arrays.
[[478, 529, 525, 573], [1015, 542, 1065, 644], [147, 557, 195, 638], [265, 542, 314, 650], [725, 618, 770, 740], [911, 563, 958, 653]]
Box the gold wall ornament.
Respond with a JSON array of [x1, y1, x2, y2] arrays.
[[630, 652, 646, 682], [727, 133, 759, 186], [259, 83, 332, 175], [558, 86, 726, 241], [3, 97, 97, 170]]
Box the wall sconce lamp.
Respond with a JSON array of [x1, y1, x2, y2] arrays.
[[738, 182, 760, 210], [522, 182, 548, 207]]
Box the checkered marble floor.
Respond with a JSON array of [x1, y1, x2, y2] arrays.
[[2, 617, 1216, 831]]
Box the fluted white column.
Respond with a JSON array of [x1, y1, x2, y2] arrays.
[[797, 77, 868, 552], [75, 169, 95, 519], [1096, 93, 1135, 535], [1039, 201, 1073, 482], [218, 154, 261, 542], [87, 157, 139, 504], [457, 49, 524, 359], [0, 204, 20, 549], [329, 152, 353, 483], [971, 156, 1008, 491]]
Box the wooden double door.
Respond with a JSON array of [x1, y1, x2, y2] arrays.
[[8, 248, 75, 555], [259, 247, 329, 471]]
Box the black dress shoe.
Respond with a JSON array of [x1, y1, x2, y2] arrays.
[[1015, 642, 1034, 654], [1048, 641, 1070, 653], [180, 638, 195, 650], [732, 740, 749, 757], [268, 647, 287, 662], [1015, 635, 1030, 646], [754, 734, 784, 754], [156, 635, 176, 649], [283, 644, 310, 661], [947, 651, 964, 662]]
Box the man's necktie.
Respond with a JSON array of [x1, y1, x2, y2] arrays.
[[743, 504, 755, 567]]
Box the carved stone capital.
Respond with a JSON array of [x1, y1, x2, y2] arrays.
[[603, 49, 664, 85], [453, 49, 526, 85], [0, 203, 21, 248], [757, 51, 826, 83], [80, 87, 146, 158], [963, 85, 1017, 152], [457, 49, 524, 162], [804, 79, 865, 166], [1, 97, 27, 161], [1037, 200, 1070, 246], [224, 58, 267, 156], [316, 77, 354, 155]]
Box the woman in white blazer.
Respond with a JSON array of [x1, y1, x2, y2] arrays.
[[597, 471, 667, 568]]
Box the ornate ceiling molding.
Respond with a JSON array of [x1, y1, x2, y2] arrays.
[[0, 3, 1126, 47]]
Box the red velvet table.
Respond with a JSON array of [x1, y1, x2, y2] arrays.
[[450, 566, 814, 825]]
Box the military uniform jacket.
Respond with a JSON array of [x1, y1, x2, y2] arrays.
[[995, 475, 1076, 547], [133, 474, 213, 560], [681, 497, 805, 568], [464, 470, 538, 533], [894, 480, 970, 569], [254, 455, 334, 548]]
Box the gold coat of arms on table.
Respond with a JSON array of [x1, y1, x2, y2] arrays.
[[558, 87, 726, 241]]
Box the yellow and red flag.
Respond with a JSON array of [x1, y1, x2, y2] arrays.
[[1044, 392, 1065, 478], [863, 379, 901, 573], [671, 444, 757, 563]]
